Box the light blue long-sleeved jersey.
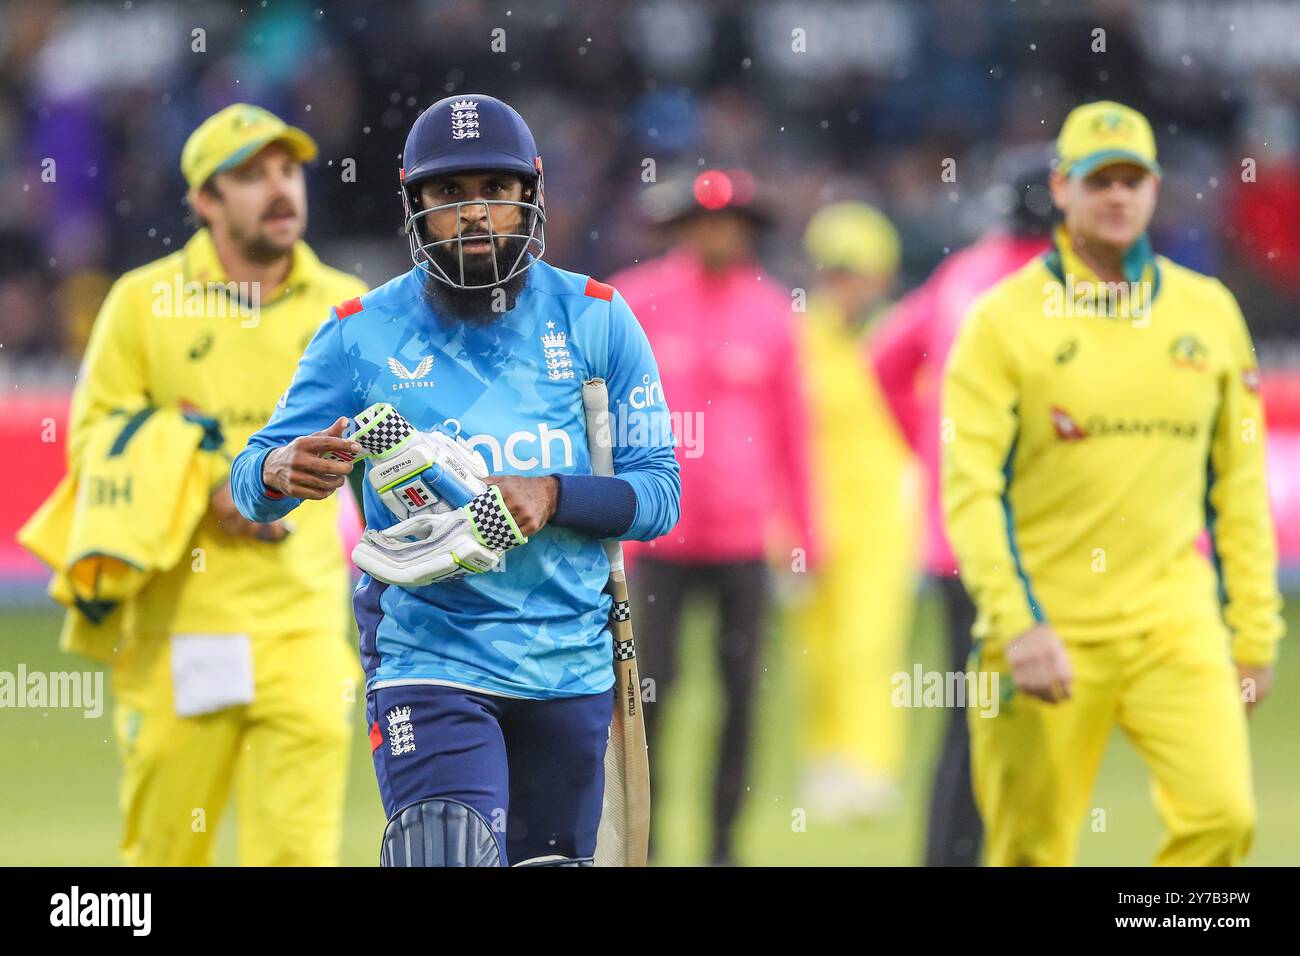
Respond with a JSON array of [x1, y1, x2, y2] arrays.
[[231, 262, 681, 699]]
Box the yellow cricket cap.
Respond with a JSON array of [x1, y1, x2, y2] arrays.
[[1056, 100, 1161, 178], [181, 103, 317, 190], [804, 201, 901, 278]]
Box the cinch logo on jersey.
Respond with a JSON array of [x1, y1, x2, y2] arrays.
[[388, 355, 435, 389], [452, 420, 575, 471], [387, 705, 415, 756], [1050, 405, 1201, 442], [628, 374, 664, 409], [50, 886, 151, 936]]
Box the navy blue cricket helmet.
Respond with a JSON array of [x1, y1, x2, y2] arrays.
[[400, 94, 546, 289]]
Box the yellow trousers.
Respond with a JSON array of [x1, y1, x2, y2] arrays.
[[795, 459, 921, 785], [796, 558, 917, 783], [969, 613, 1255, 866], [111, 629, 359, 866]]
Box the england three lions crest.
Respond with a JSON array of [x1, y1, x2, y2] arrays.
[[540, 321, 574, 380], [450, 100, 480, 140], [386, 706, 415, 756]]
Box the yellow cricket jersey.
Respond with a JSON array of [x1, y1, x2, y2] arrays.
[[942, 226, 1284, 665], [801, 294, 913, 555], [69, 228, 367, 639]]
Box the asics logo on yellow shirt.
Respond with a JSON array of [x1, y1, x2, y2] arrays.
[[188, 333, 214, 361]]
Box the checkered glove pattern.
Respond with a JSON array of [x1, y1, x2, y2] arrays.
[[467, 485, 526, 552], [354, 407, 413, 457]]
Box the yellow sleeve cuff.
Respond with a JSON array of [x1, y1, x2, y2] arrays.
[[1232, 633, 1280, 668]]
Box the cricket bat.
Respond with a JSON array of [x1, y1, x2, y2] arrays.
[[584, 378, 650, 867]]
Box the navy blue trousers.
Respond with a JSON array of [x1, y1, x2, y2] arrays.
[[368, 683, 612, 865]]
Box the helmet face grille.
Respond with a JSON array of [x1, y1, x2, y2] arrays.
[[402, 191, 547, 290]]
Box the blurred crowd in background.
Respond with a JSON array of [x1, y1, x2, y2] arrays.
[[4, 0, 1300, 374]]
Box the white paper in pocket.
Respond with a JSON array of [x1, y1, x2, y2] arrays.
[[170, 634, 255, 718]]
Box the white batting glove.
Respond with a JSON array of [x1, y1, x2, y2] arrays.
[[352, 485, 527, 586], [326, 403, 490, 518]]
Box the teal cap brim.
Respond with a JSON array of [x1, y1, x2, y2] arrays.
[[211, 130, 316, 179], [213, 137, 275, 175], [1066, 149, 1162, 179]]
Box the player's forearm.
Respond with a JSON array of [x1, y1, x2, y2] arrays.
[[616, 464, 681, 541], [941, 398, 1041, 646], [495, 466, 678, 542], [231, 444, 302, 523]]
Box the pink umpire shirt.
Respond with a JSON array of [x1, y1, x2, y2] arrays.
[[611, 248, 819, 566]]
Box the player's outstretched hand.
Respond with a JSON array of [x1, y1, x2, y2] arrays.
[[1004, 623, 1074, 704], [483, 475, 557, 537], [1236, 664, 1274, 716], [263, 417, 363, 500], [211, 480, 291, 541]]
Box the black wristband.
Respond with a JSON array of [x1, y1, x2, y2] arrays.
[[550, 474, 637, 538]]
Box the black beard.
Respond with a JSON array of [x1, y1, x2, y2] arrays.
[[420, 235, 531, 325]]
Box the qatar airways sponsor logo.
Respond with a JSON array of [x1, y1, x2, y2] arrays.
[[1050, 405, 1200, 441]]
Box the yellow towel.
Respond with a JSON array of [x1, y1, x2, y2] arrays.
[[18, 407, 221, 662]]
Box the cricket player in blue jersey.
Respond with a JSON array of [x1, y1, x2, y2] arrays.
[[230, 94, 681, 866]]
